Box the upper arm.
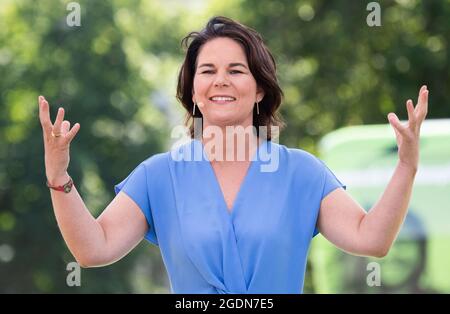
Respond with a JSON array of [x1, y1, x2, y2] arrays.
[[94, 191, 149, 266], [317, 187, 368, 256]]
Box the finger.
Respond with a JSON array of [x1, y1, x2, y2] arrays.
[[392, 125, 401, 142], [415, 86, 427, 111], [406, 99, 417, 130], [417, 85, 427, 105], [388, 113, 407, 136], [416, 89, 429, 121], [52, 107, 65, 135], [64, 123, 81, 143], [38, 96, 53, 134], [415, 85, 427, 115], [61, 120, 71, 135]]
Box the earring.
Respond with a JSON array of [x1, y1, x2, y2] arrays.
[[193, 102, 196, 116], [256, 101, 260, 115]]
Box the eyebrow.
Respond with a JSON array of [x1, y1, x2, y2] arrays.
[[198, 63, 248, 69]]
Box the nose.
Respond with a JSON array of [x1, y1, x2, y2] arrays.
[[213, 71, 230, 87]]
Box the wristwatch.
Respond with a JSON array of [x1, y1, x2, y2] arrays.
[[46, 176, 74, 193]]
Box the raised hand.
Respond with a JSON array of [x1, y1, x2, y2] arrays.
[[387, 85, 429, 172], [38, 96, 80, 185]]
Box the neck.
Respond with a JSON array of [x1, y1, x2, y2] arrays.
[[200, 121, 260, 164]]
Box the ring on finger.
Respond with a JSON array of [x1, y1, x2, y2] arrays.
[[51, 131, 62, 137]]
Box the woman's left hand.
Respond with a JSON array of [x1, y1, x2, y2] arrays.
[[387, 85, 429, 173]]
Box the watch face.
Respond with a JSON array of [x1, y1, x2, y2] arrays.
[[64, 185, 71, 193]]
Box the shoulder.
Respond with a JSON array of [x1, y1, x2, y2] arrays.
[[141, 151, 170, 169], [134, 151, 173, 182], [269, 142, 330, 186], [273, 142, 324, 171], [138, 140, 198, 173]]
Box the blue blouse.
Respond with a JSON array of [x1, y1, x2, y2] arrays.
[[114, 139, 346, 294]]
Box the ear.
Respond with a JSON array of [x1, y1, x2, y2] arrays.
[[192, 90, 195, 104], [256, 87, 265, 103]]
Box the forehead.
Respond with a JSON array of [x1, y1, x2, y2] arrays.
[[197, 37, 248, 65]]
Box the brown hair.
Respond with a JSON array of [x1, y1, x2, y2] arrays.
[[176, 16, 285, 140]]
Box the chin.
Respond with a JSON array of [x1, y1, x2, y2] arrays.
[[204, 112, 243, 128]]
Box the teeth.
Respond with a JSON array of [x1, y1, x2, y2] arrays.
[[210, 97, 236, 101]]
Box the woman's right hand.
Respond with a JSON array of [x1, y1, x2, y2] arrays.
[[38, 96, 81, 185]]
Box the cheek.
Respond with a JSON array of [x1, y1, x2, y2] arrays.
[[238, 75, 257, 90], [193, 77, 209, 95], [237, 80, 257, 99]]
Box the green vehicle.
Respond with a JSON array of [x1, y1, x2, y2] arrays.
[[310, 119, 450, 293]]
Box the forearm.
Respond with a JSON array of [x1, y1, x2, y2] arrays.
[[359, 162, 417, 255], [49, 173, 107, 266]]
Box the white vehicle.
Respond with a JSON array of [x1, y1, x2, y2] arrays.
[[310, 119, 450, 293]]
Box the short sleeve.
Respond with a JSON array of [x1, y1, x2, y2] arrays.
[[320, 159, 347, 200], [114, 163, 158, 246], [313, 159, 347, 237]]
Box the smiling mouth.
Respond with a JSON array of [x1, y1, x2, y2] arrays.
[[208, 96, 237, 104]]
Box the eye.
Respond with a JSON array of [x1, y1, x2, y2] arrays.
[[200, 70, 214, 74], [230, 70, 242, 74]]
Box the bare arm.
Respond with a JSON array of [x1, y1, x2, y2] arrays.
[[50, 177, 148, 267], [317, 85, 428, 257], [40, 96, 148, 267], [318, 163, 415, 257]]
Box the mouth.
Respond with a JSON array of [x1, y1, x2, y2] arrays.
[[208, 95, 237, 105]]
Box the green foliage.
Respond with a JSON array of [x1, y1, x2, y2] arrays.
[[231, 0, 449, 154], [1, 0, 448, 293], [0, 0, 171, 292]]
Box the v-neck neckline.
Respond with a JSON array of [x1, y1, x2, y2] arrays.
[[194, 138, 266, 217]]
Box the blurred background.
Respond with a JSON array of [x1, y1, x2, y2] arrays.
[[0, 0, 449, 293]]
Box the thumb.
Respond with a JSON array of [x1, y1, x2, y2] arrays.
[[388, 113, 404, 132], [387, 112, 397, 124], [65, 123, 81, 143], [388, 113, 401, 139]]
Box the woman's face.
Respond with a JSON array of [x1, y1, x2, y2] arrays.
[[192, 37, 264, 129]]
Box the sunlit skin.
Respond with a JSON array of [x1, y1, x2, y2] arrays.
[[387, 85, 429, 172], [318, 86, 429, 257], [192, 37, 265, 162], [38, 36, 430, 264]]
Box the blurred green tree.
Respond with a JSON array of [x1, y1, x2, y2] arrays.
[[0, 0, 172, 293], [1, 0, 448, 293], [229, 0, 449, 153]]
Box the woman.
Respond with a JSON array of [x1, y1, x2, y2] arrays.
[[39, 16, 429, 293]]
